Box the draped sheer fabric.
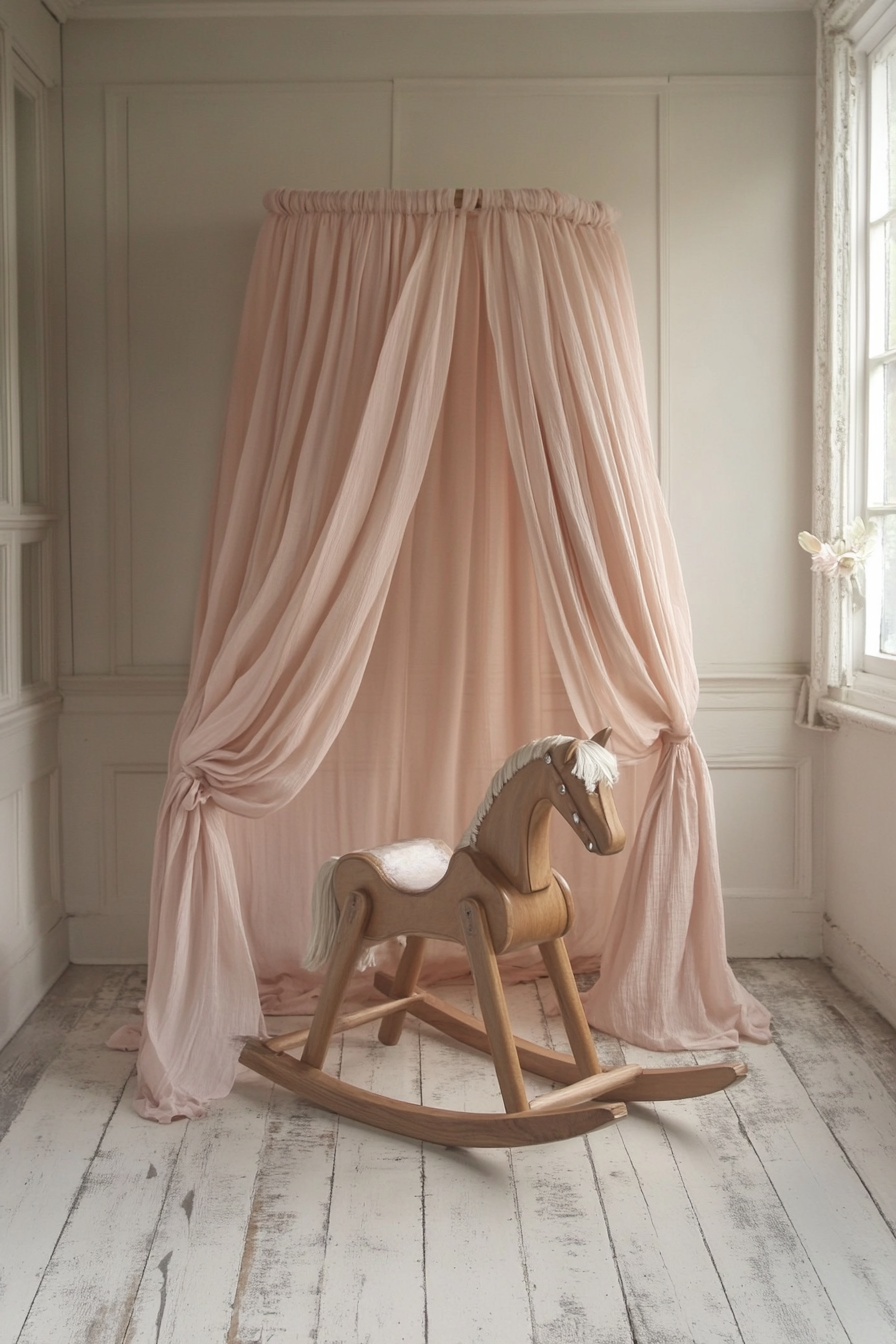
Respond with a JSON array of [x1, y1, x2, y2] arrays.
[[132, 188, 769, 1122]]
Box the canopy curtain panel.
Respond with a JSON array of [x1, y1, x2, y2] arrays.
[[131, 187, 770, 1123]]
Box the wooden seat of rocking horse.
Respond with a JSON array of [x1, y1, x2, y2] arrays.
[[239, 732, 746, 1148]]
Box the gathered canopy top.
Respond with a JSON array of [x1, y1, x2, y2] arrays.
[[263, 186, 619, 227]]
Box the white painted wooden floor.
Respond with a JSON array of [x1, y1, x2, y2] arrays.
[[1, 959, 895, 1344]]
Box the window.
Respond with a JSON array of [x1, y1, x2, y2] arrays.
[[14, 80, 43, 508], [865, 30, 896, 672], [0, 46, 54, 709], [805, 0, 896, 728]]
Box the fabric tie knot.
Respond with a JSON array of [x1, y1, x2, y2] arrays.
[[661, 728, 692, 746], [182, 769, 210, 811]]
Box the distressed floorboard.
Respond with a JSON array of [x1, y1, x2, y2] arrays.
[[16, 1075, 188, 1344], [123, 1071, 273, 1344], [0, 966, 145, 1143], [622, 1043, 852, 1344], [720, 1038, 896, 1344], [533, 993, 744, 1344], [419, 982, 535, 1344], [0, 977, 144, 1344], [226, 1021, 342, 1344], [313, 1016, 427, 1344], [2, 961, 895, 1344], [508, 981, 632, 1344], [735, 960, 896, 1096], [735, 959, 896, 1233]]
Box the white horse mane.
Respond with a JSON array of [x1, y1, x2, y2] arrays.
[[457, 734, 619, 850]]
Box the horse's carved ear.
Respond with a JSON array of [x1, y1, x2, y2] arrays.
[[591, 728, 612, 748]]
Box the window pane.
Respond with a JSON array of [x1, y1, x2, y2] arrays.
[[867, 359, 896, 504], [21, 541, 41, 686], [868, 219, 896, 356], [871, 44, 896, 217], [15, 86, 41, 505], [881, 514, 896, 656], [889, 47, 896, 213]]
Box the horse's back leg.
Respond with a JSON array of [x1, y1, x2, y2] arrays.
[[301, 890, 371, 1069], [378, 935, 428, 1045]]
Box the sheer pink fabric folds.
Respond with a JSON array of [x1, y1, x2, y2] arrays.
[[135, 188, 769, 1122]]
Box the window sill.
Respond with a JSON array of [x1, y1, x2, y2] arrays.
[[818, 676, 896, 735]]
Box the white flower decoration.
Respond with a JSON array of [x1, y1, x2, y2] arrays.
[[798, 517, 878, 602]]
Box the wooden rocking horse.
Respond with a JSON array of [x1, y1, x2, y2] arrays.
[[239, 731, 746, 1146]]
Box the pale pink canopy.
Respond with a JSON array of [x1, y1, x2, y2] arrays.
[[129, 188, 769, 1122]]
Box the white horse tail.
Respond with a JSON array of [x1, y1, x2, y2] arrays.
[[304, 856, 341, 970]]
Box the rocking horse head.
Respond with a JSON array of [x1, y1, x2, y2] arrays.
[[458, 730, 625, 886], [545, 730, 626, 857]]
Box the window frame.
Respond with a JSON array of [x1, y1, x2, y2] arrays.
[[808, 0, 896, 732], [859, 21, 896, 679], [9, 52, 50, 514], [0, 31, 56, 720]]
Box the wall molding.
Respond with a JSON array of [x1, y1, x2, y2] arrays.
[[60, 673, 186, 712], [394, 76, 671, 93], [59, 670, 802, 711], [706, 753, 813, 901], [101, 762, 166, 909], [698, 672, 804, 711], [105, 86, 131, 672], [67, 0, 817, 20], [0, 690, 61, 740]]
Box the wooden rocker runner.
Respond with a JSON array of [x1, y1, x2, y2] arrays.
[[240, 732, 746, 1146]]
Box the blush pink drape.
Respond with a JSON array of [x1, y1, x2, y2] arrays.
[[134, 188, 769, 1122]]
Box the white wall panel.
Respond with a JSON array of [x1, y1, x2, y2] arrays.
[[59, 685, 182, 961], [0, 710, 66, 1048], [824, 723, 896, 1026], [88, 83, 393, 675], [394, 79, 662, 449], [668, 78, 815, 675], [65, 87, 113, 675], [59, 12, 817, 88], [710, 759, 809, 896], [19, 772, 60, 926], [0, 791, 17, 937], [695, 678, 824, 956]]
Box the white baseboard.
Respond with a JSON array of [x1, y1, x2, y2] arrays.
[[823, 916, 896, 1030], [0, 918, 70, 1051], [723, 898, 823, 959]]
